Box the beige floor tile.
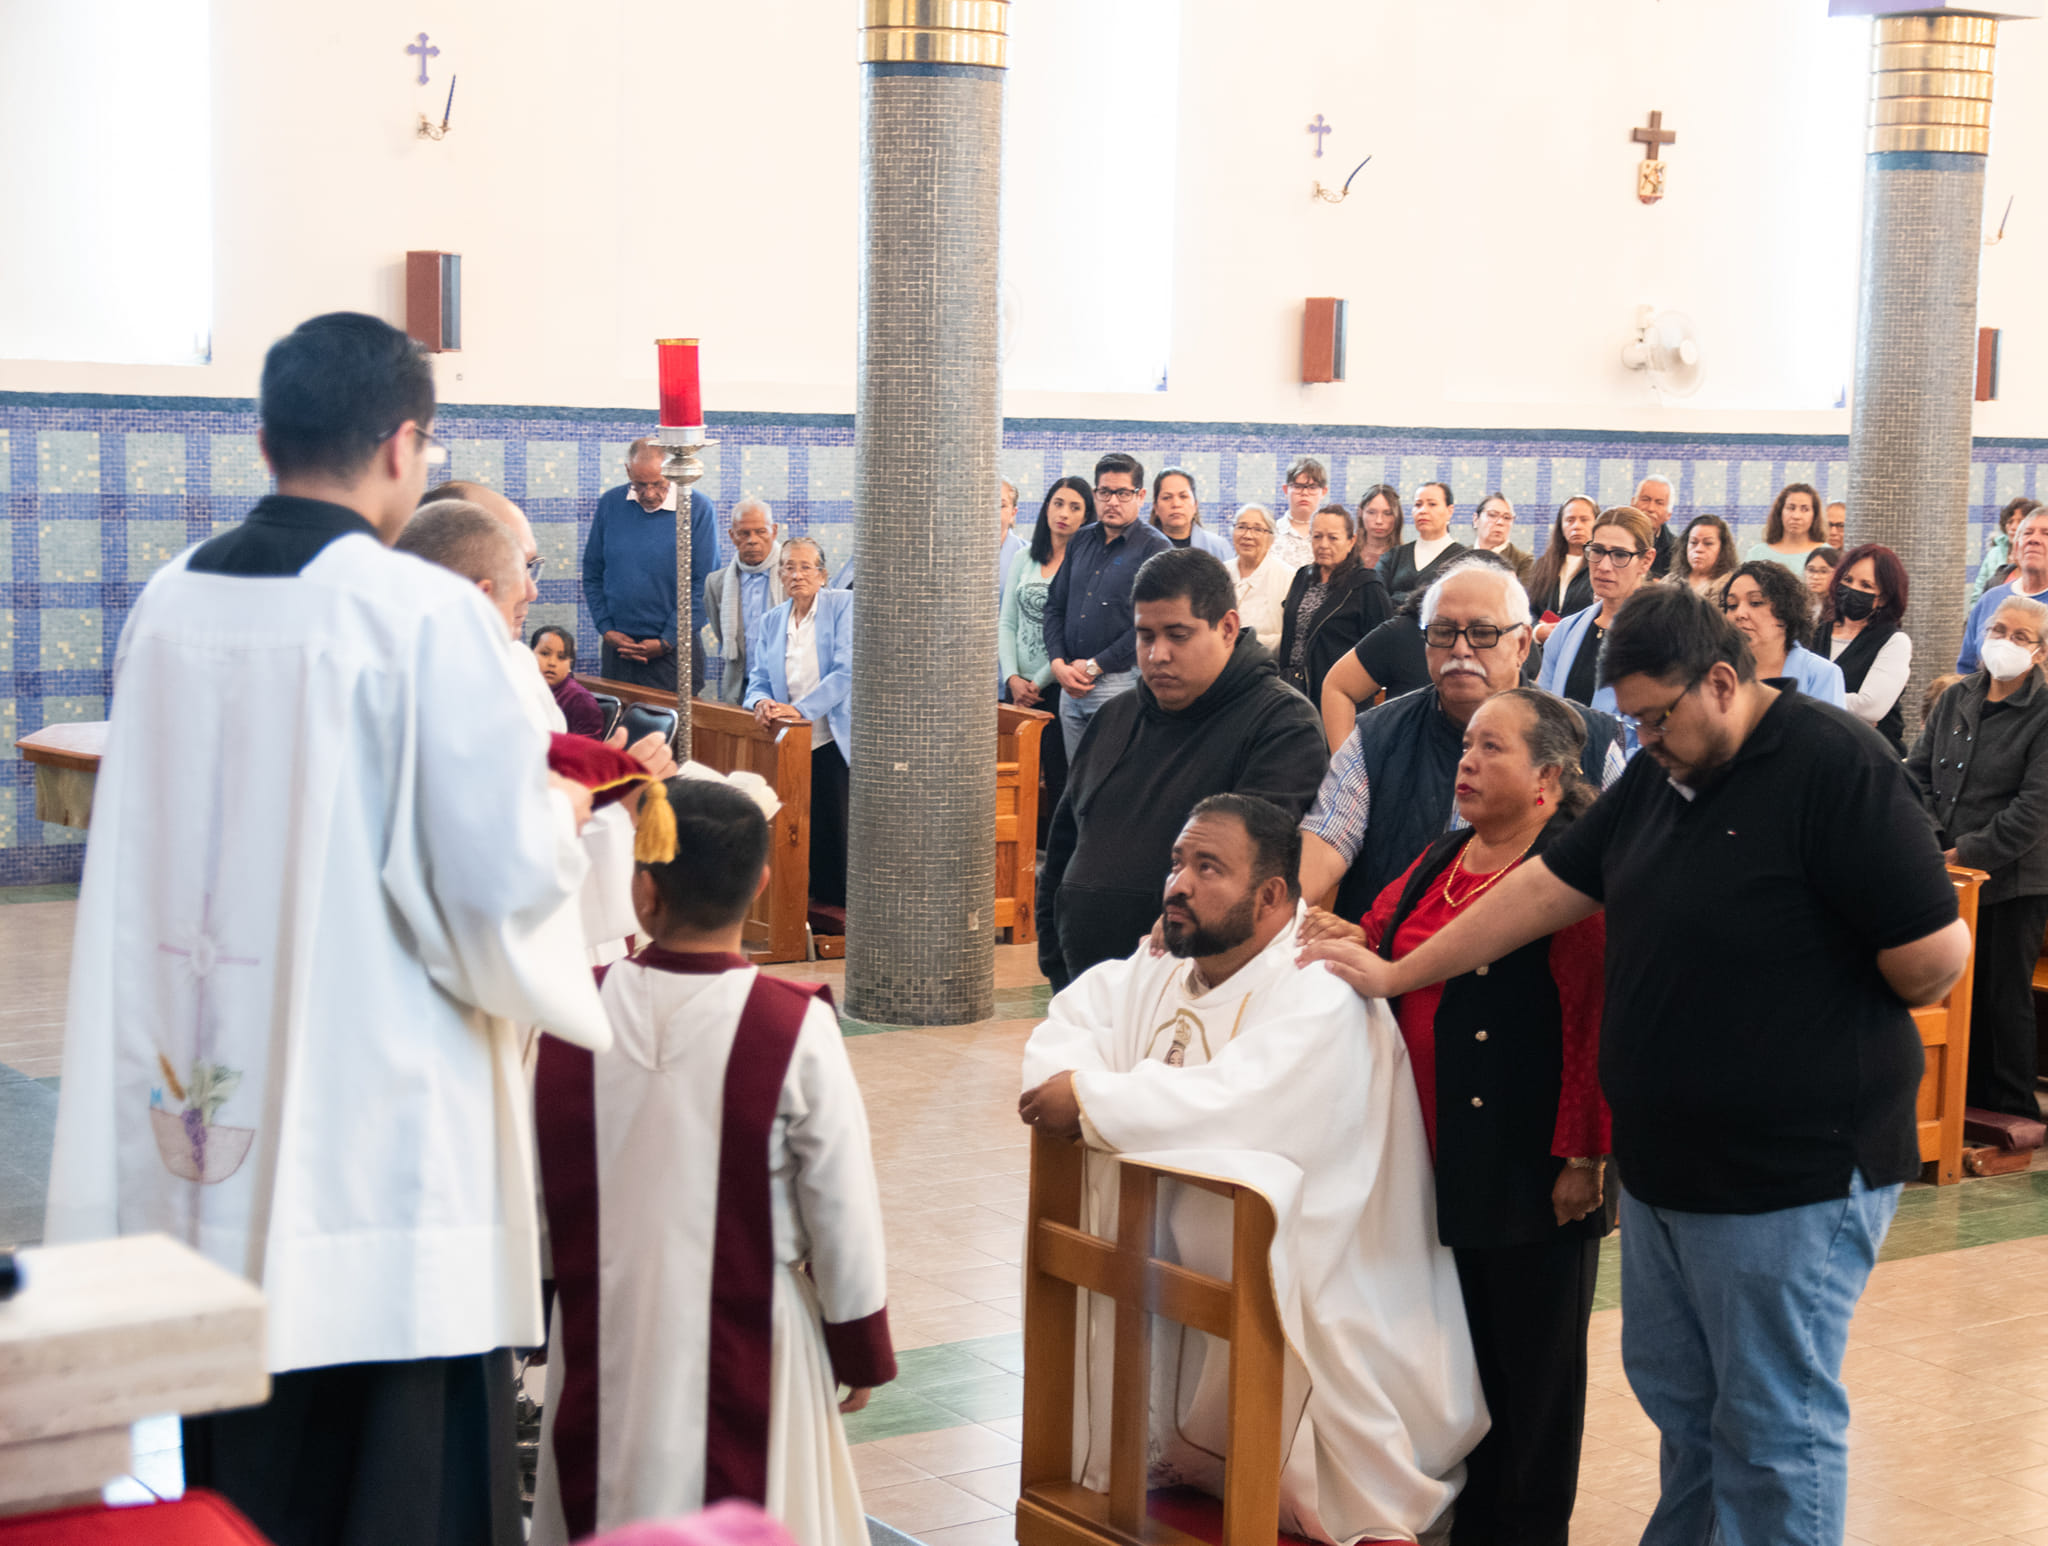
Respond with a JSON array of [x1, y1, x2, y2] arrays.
[[863, 1478, 1007, 1534], [947, 1463, 1021, 1510], [874, 1424, 1021, 1477], [912, 1300, 1023, 1342], [886, 1271, 973, 1313], [1558, 1493, 1653, 1546], [849, 1441, 930, 1490], [923, 1262, 1026, 1304], [981, 1415, 1027, 1443], [915, 1518, 1020, 1546]]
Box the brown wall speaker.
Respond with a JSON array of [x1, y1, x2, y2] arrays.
[[1302, 298, 1346, 384], [406, 251, 462, 352], [1977, 326, 2001, 402]]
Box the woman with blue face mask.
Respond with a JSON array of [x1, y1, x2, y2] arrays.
[[1908, 592, 2048, 1121]]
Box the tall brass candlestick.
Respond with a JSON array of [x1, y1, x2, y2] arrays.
[[652, 423, 712, 763]]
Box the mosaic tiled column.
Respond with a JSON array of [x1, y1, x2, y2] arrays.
[[1845, 9, 2005, 730], [845, 0, 1007, 1026]]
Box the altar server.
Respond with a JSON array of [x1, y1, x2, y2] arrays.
[[44, 313, 613, 1546], [1019, 794, 1486, 1545], [533, 776, 895, 1546]]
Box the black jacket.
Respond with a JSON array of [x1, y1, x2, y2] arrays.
[[1376, 539, 1470, 608], [1907, 668, 2048, 905], [1037, 633, 1330, 989], [1276, 564, 1392, 706], [1377, 819, 1613, 1249]]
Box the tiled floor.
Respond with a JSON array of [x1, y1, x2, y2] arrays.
[[11, 896, 2048, 1541]]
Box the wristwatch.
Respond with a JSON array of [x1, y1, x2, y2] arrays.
[[1082, 658, 1102, 680], [1565, 1156, 1603, 1171]]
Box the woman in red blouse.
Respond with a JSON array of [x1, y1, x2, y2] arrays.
[[1306, 685, 1609, 1546]]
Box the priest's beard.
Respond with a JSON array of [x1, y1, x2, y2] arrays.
[[1161, 891, 1258, 959]]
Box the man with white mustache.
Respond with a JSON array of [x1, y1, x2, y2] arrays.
[[1300, 561, 1626, 922]]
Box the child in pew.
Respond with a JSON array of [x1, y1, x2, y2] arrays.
[[530, 775, 896, 1546]]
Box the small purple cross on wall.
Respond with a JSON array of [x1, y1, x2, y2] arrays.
[[407, 32, 440, 87], [1307, 114, 1332, 158]]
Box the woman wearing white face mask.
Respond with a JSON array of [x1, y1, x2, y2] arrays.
[[1907, 593, 2048, 1122]]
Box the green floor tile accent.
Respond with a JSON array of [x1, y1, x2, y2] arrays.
[[839, 1016, 895, 1038], [0, 883, 79, 904], [840, 1386, 962, 1445], [993, 985, 1052, 1021]]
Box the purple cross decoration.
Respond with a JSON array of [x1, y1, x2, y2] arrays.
[[407, 32, 440, 87], [1308, 114, 1332, 158]]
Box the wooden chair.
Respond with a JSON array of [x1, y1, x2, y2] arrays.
[[1018, 1128, 1289, 1546], [998, 705, 1054, 944], [578, 678, 813, 964], [1915, 864, 1985, 1185]]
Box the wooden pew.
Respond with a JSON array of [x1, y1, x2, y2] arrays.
[[998, 704, 1054, 945], [1018, 1128, 1289, 1546], [1915, 864, 1985, 1185], [577, 677, 813, 964], [13, 721, 106, 830]]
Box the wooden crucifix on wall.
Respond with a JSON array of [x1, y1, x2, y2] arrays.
[[1632, 110, 1675, 205]]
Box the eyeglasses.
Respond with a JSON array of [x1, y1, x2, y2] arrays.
[[385, 424, 448, 468], [1986, 623, 2042, 648], [1423, 620, 1526, 651], [1094, 486, 1143, 502], [1618, 671, 1707, 741], [1584, 542, 1644, 566], [780, 561, 823, 575], [1286, 480, 1327, 493], [526, 556, 545, 583], [628, 478, 669, 495], [1234, 522, 1274, 535]]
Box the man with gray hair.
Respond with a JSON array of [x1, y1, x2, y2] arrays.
[[1299, 557, 1624, 922], [1635, 474, 1677, 578], [703, 497, 784, 704], [579, 435, 719, 691]]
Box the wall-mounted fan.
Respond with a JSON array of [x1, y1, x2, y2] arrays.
[[1621, 305, 1703, 400]]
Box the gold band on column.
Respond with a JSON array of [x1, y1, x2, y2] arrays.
[[860, 0, 1010, 67], [1869, 13, 1998, 154]]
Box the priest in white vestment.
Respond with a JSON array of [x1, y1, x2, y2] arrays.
[[532, 776, 893, 1546], [1020, 793, 1486, 1545], [44, 313, 613, 1546]]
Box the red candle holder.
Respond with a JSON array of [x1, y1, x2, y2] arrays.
[[657, 338, 703, 428]]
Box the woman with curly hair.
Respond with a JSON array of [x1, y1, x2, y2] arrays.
[[1673, 514, 1738, 603], [1721, 560, 1845, 705]]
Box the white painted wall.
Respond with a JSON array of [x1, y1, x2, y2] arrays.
[[1, 0, 2044, 438]]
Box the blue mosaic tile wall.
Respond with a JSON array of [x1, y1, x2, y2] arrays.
[[6, 391, 2048, 885]]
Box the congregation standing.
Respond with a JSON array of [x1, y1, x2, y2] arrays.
[[42, 313, 2041, 1546]]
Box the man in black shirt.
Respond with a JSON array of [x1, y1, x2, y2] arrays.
[[1303, 585, 1968, 1546]]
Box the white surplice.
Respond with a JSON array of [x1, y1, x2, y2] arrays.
[[531, 961, 889, 1546], [1020, 908, 1487, 1545], [44, 535, 612, 1373]]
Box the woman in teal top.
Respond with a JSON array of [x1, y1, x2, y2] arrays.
[[1743, 482, 1827, 570], [1001, 476, 1095, 704]]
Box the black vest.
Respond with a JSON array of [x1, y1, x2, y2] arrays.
[[1377, 820, 1612, 1249], [1831, 621, 1905, 755]]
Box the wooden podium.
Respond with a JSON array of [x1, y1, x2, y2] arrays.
[[0, 1235, 267, 1518]]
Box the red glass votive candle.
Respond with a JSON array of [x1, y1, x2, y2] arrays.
[[656, 338, 703, 427]]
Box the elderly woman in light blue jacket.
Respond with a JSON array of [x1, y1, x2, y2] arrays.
[[1536, 507, 1659, 751], [746, 536, 855, 907]]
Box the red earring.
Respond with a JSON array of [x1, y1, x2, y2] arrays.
[[1536, 795, 1545, 806]]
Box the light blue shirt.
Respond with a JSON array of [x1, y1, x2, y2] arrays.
[[739, 567, 772, 644], [1777, 642, 1847, 707]]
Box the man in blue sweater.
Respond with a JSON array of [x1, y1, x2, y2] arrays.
[[581, 437, 719, 690], [1043, 452, 1172, 757]]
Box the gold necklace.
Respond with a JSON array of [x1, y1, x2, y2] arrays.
[[1442, 830, 1540, 909]]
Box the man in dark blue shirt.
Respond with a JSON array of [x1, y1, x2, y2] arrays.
[[580, 437, 719, 691], [1042, 451, 1171, 757]]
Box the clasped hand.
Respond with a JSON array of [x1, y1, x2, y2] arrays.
[[752, 699, 807, 731], [1018, 1071, 1082, 1142]]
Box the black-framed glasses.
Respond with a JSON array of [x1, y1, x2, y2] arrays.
[[1585, 542, 1644, 566], [1286, 480, 1327, 493], [1423, 620, 1526, 651], [526, 556, 545, 583], [628, 478, 669, 495], [383, 423, 448, 468], [1094, 485, 1143, 502], [1618, 670, 1708, 741]]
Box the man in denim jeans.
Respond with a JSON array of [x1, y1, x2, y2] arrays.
[[1303, 585, 1970, 1546]]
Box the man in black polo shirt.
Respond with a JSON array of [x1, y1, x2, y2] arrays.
[[1302, 585, 1968, 1546]]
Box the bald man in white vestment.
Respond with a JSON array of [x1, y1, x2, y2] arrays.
[[1020, 795, 1486, 1545], [44, 313, 612, 1546]]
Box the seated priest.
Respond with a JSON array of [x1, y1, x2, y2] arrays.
[[1018, 794, 1487, 1545]]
